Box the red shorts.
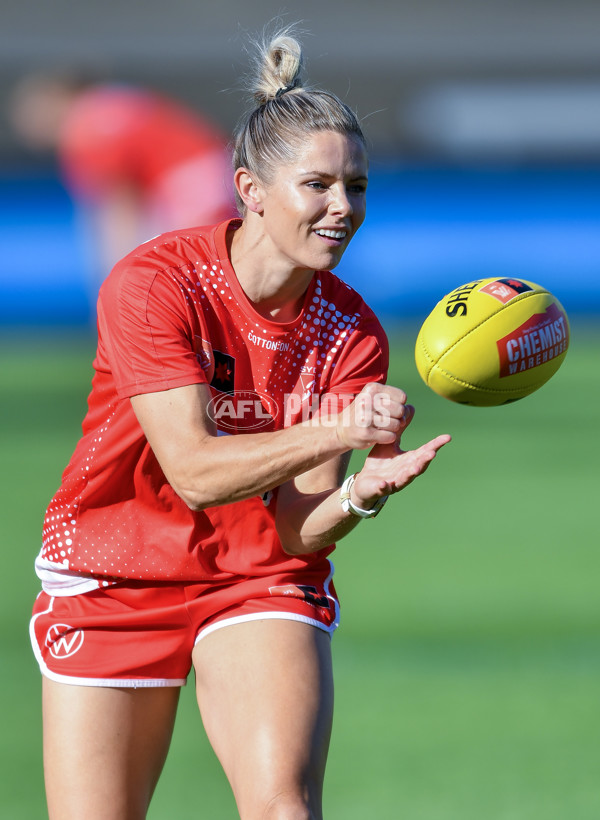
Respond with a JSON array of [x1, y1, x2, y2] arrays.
[[30, 567, 339, 688]]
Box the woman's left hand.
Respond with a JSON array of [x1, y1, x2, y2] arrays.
[[351, 406, 451, 510]]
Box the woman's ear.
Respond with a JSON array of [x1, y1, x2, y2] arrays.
[[234, 167, 264, 214]]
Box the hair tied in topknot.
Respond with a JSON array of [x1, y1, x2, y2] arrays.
[[275, 79, 300, 99]]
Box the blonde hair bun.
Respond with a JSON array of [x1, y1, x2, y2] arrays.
[[251, 31, 304, 105]]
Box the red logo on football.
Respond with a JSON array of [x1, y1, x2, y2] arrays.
[[481, 281, 521, 304], [497, 303, 569, 378]]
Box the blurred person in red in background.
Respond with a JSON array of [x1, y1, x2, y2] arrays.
[[10, 75, 236, 291]]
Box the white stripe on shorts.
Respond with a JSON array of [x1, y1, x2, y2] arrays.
[[29, 594, 187, 688]]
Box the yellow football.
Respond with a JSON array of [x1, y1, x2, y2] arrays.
[[415, 278, 569, 406]]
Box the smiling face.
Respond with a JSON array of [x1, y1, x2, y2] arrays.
[[249, 130, 369, 275]]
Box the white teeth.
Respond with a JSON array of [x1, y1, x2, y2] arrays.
[[316, 229, 347, 239]]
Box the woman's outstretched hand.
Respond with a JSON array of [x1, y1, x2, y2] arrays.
[[350, 404, 451, 510]]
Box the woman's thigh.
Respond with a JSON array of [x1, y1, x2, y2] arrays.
[[192, 619, 334, 820], [42, 677, 180, 820]]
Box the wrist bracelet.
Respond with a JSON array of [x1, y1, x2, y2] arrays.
[[340, 473, 388, 519]]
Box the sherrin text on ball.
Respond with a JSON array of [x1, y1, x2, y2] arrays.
[[415, 277, 569, 406]]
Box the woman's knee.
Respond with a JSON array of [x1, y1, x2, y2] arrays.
[[242, 787, 321, 820]]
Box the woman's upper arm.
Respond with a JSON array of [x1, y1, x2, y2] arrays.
[[130, 382, 216, 503]]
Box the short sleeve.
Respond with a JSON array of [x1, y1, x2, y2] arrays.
[[328, 315, 389, 395], [97, 262, 209, 398]]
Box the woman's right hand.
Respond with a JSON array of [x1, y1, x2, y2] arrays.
[[335, 382, 411, 450]]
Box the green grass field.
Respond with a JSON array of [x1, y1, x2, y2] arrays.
[[2, 321, 598, 819]]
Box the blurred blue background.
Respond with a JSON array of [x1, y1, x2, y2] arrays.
[[1, 164, 598, 327], [1, 0, 599, 329]]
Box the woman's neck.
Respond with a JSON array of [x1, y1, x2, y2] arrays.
[[228, 221, 314, 323]]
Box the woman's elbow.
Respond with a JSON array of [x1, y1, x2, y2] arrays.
[[170, 473, 219, 511], [281, 540, 308, 556], [175, 485, 211, 511], [276, 522, 312, 556], [280, 538, 304, 556], [172, 472, 242, 511]]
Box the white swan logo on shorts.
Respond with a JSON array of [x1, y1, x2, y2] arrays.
[[45, 623, 85, 659]]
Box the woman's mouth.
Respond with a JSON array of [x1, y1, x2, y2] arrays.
[[315, 228, 347, 243]]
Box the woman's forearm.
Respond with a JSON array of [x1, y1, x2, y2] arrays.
[[175, 421, 346, 510], [275, 484, 364, 555]]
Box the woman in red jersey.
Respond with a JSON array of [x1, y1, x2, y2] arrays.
[[31, 26, 451, 820], [10, 72, 235, 305]]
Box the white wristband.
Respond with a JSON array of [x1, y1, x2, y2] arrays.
[[340, 473, 388, 519]]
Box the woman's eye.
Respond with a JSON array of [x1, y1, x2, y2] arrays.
[[308, 181, 326, 190]]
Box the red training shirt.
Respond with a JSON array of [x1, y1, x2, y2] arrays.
[[36, 220, 389, 595]]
